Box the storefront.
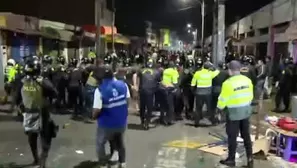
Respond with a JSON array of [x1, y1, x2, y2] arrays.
[[39, 20, 75, 59], [81, 25, 118, 54], [0, 14, 40, 62]]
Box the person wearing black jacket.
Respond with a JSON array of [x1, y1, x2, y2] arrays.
[[67, 58, 84, 118], [211, 62, 229, 124], [272, 57, 294, 112]]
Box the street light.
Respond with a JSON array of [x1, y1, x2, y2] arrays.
[[188, 29, 191, 33], [187, 23, 192, 28], [180, 0, 205, 54]]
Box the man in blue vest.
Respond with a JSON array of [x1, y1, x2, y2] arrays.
[[93, 66, 130, 168]]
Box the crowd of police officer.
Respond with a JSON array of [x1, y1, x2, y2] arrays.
[[3, 49, 297, 167]]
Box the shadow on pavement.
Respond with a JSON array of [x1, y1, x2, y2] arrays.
[[127, 123, 144, 130], [0, 114, 19, 122], [184, 123, 211, 127], [73, 160, 99, 168], [0, 108, 12, 113], [0, 162, 33, 168]]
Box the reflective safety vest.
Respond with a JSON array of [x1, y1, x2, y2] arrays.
[[5, 66, 17, 83], [191, 68, 217, 88], [86, 71, 98, 86], [217, 75, 253, 110], [98, 79, 128, 128], [88, 52, 96, 58], [161, 67, 179, 87]]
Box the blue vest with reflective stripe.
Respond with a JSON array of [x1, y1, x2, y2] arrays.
[[98, 79, 128, 128]]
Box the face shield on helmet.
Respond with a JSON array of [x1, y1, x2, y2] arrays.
[[147, 59, 154, 68], [196, 58, 203, 68], [7, 59, 16, 66], [57, 56, 66, 65], [43, 55, 53, 64], [24, 58, 41, 76]]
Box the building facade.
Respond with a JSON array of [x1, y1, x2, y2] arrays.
[[205, 0, 297, 62]]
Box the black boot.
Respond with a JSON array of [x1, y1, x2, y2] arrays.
[[247, 157, 254, 168], [144, 120, 149, 130], [219, 159, 235, 167]]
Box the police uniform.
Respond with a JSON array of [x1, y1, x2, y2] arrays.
[[138, 62, 160, 129], [160, 62, 179, 125], [191, 63, 217, 126], [180, 60, 195, 119], [15, 58, 58, 168], [211, 63, 229, 123], [53, 57, 68, 109], [217, 61, 253, 168]]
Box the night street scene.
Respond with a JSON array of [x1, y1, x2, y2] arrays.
[[1, 0, 297, 168]]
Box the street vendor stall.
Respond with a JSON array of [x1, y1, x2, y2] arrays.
[[266, 117, 297, 163]]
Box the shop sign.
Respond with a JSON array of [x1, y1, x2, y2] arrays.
[[0, 16, 6, 27], [40, 26, 60, 39], [39, 20, 65, 30], [5, 14, 38, 31]]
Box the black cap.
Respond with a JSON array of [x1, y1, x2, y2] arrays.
[[103, 65, 114, 79]]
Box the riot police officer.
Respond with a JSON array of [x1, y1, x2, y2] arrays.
[[68, 58, 84, 118], [53, 56, 68, 109], [15, 57, 58, 168], [191, 58, 216, 127], [138, 59, 160, 130], [211, 61, 229, 124], [180, 59, 195, 119], [160, 61, 179, 125]]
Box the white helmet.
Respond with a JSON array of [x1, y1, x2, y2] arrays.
[[7, 59, 16, 66]]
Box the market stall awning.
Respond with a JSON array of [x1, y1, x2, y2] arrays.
[[81, 25, 117, 35], [40, 27, 75, 41], [104, 34, 130, 44]]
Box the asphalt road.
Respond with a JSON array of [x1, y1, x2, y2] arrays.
[[0, 104, 278, 168]]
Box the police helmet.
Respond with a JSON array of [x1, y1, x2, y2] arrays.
[[24, 57, 41, 76], [123, 58, 131, 67], [241, 55, 249, 64], [104, 55, 112, 65], [57, 56, 66, 65], [205, 56, 211, 62], [186, 59, 194, 68], [247, 55, 254, 65], [32, 55, 39, 61], [157, 57, 163, 64], [88, 57, 95, 64], [43, 55, 53, 64], [175, 58, 181, 66], [70, 58, 78, 67], [218, 61, 227, 70], [146, 59, 154, 68], [80, 57, 88, 64], [196, 57, 203, 68], [7, 59, 16, 66]]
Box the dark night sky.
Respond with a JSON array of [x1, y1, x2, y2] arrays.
[[1, 0, 274, 36]]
